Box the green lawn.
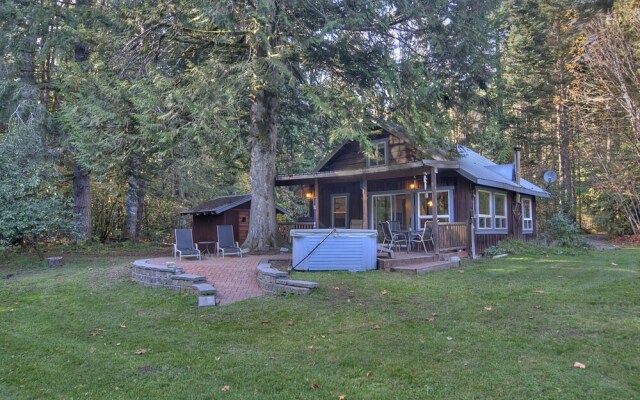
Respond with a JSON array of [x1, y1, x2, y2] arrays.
[[1, 248, 638, 399]]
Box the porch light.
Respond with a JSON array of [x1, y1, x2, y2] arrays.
[[409, 176, 417, 190], [305, 192, 313, 200]]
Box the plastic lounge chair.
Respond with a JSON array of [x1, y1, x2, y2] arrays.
[[216, 225, 243, 258], [411, 222, 434, 254], [381, 221, 408, 253], [174, 229, 201, 260]]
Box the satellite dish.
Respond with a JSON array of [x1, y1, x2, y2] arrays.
[[543, 170, 558, 184]]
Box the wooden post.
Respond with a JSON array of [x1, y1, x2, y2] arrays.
[[314, 178, 319, 228], [361, 177, 368, 229], [431, 167, 440, 256]]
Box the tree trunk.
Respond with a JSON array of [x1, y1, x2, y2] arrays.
[[124, 154, 144, 242], [71, 0, 92, 240], [72, 163, 91, 238], [243, 88, 278, 250]]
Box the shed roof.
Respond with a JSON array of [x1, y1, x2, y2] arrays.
[[181, 194, 288, 215]]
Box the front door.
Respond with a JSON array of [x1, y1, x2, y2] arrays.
[[238, 211, 249, 242]]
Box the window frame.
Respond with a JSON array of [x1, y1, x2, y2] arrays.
[[331, 194, 349, 229], [477, 189, 493, 230], [522, 197, 533, 232], [417, 188, 453, 226], [366, 139, 389, 167], [494, 192, 508, 230]]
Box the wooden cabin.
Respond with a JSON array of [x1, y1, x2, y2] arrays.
[[181, 195, 287, 248], [275, 125, 549, 255]]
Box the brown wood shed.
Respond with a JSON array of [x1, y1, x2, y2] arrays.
[[181, 194, 288, 249]]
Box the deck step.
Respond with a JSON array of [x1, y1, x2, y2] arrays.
[[377, 254, 438, 271], [276, 279, 320, 289], [389, 259, 460, 275]]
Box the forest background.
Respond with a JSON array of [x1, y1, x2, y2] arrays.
[[1, 0, 638, 250]]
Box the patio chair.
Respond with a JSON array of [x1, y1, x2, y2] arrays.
[[174, 229, 201, 261], [216, 225, 243, 258], [381, 221, 408, 253], [411, 222, 434, 254]]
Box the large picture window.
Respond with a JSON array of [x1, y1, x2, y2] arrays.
[[331, 195, 348, 228], [417, 190, 452, 225], [522, 197, 533, 231]]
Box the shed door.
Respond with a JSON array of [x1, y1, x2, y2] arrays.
[[238, 211, 249, 242]]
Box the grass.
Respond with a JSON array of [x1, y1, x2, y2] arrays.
[[0, 248, 638, 399]]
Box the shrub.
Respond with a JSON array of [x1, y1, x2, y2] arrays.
[[540, 213, 588, 247]]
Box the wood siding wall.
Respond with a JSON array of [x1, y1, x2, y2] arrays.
[[319, 134, 416, 172], [191, 203, 251, 245]]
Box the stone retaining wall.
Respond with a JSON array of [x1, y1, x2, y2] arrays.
[[256, 260, 319, 295], [131, 260, 217, 306]]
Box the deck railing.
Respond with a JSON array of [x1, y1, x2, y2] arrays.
[[276, 222, 316, 243], [436, 222, 469, 251]]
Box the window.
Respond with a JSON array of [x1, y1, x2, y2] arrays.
[[418, 190, 452, 225], [494, 193, 507, 229], [522, 197, 533, 231], [477, 189, 509, 231], [477, 190, 492, 229], [331, 195, 348, 228], [367, 139, 388, 167]]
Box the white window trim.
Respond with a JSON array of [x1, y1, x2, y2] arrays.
[[417, 188, 453, 225], [522, 197, 533, 232], [366, 139, 389, 167], [331, 194, 349, 228], [477, 189, 493, 230], [494, 192, 508, 230]]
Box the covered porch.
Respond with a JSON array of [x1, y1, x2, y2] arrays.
[[276, 160, 470, 256]]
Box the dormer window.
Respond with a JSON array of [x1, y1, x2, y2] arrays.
[[367, 139, 388, 167]]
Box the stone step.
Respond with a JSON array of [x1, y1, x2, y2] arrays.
[[276, 279, 320, 289], [173, 274, 207, 283], [389, 259, 461, 275], [192, 283, 216, 295]]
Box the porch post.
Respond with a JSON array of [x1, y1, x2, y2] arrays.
[[314, 178, 319, 228], [361, 177, 368, 229], [431, 167, 440, 256]]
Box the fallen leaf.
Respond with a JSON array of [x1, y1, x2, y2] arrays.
[[427, 316, 437, 323], [307, 345, 314, 350], [380, 290, 388, 296], [215, 356, 221, 361], [611, 262, 618, 266], [133, 349, 147, 355], [89, 328, 103, 337], [221, 385, 230, 392], [310, 383, 319, 389], [89, 347, 96, 353], [533, 290, 545, 294], [483, 306, 493, 311], [261, 320, 271, 324], [366, 371, 373, 377], [573, 362, 586, 369], [447, 336, 453, 341], [287, 320, 294, 326], [116, 343, 121, 346], [119, 323, 127, 329], [339, 396, 346, 400], [334, 287, 340, 291], [458, 270, 465, 273], [372, 324, 381, 330], [347, 298, 351, 303]]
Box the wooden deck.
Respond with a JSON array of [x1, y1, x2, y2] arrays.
[[377, 249, 466, 275]]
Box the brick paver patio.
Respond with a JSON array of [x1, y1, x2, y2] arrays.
[[147, 254, 291, 305]]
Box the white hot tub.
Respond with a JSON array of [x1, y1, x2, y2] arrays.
[[290, 229, 378, 271]]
